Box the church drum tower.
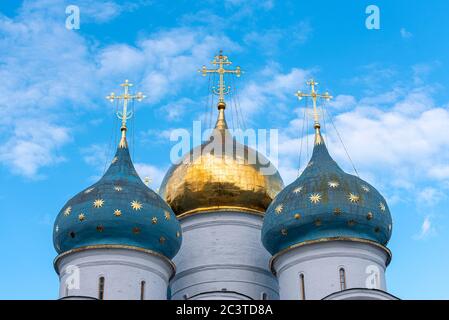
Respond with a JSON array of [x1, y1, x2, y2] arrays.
[[159, 52, 285, 300], [53, 81, 182, 300], [262, 80, 396, 300]]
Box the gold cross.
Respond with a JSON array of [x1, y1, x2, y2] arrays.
[[199, 50, 242, 107], [106, 80, 145, 148], [295, 79, 332, 126]]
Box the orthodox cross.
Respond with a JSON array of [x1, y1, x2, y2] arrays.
[[295, 79, 333, 145], [106, 80, 145, 148], [295, 79, 332, 126], [199, 50, 242, 108]]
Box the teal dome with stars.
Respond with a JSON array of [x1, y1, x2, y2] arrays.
[[53, 136, 182, 260], [262, 125, 392, 256]]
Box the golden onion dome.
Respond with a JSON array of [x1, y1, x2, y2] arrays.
[[159, 102, 285, 218]]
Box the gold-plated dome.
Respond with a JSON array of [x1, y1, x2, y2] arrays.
[[159, 103, 284, 218]]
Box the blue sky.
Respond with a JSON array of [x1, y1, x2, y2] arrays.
[[0, 0, 448, 299]]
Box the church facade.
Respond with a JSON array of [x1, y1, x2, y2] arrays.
[[52, 53, 397, 300]]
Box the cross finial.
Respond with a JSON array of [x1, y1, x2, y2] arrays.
[[144, 176, 152, 186], [106, 80, 145, 148], [295, 79, 333, 145], [199, 51, 242, 109]]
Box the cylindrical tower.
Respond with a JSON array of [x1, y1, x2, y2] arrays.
[[270, 239, 392, 300], [159, 52, 284, 300], [53, 81, 182, 300], [160, 105, 284, 300], [262, 79, 395, 300]]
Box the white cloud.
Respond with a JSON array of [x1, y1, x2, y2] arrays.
[[272, 79, 449, 205], [22, 0, 149, 24], [0, 121, 70, 178], [400, 27, 413, 39], [414, 216, 435, 240], [134, 163, 167, 191], [0, 0, 238, 178], [0, 0, 98, 178], [329, 94, 357, 110], [81, 144, 109, 168], [157, 98, 197, 121], [417, 187, 445, 206], [96, 28, 239, 104], [428, 165, 449, 180], [349, 64, 397, 90], [243, 21, 312, 55], [224, 0, 274, 11], [80, 1, 124, 23], [412, 62, 440, 85], [97, 44, 146, 77], [238, 67, 311, 120]]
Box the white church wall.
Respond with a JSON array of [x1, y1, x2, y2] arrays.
[[170, 211, 279, 300], [272, 240, 390, 300], [55, 247, 174, 300]]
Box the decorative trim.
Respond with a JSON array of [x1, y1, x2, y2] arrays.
[[269, 237, 392, 275], [184, 290, 254, 301], [180, 212, 263, 232], [54, 244, 176, 278], [173, 263, 274, 281], [177, 206, 264, 220], [322, 287, 400, 300]]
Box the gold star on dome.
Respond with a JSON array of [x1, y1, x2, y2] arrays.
[[334, 208, 342, 215], [111, 156, 118, 164], [132, 227, 141, 234], [361, 185, 370, 192], [293, 186, 303, 194], [348, 193, 360, 203], [275, 204, 283, 214], [114, 185, 122, 192], [314, 219, 322, 226], [55, 225, 59, 232], [388, 224, 392, 232], [176, 231, 181, 238], [307, 161, 314, 168], [93, 199, 104, 208], [96, 225, 104, 232], [367, 212, 373, 220], [78, 213, 86, 221], [131, 200, 142, 211], [281, 228, 288, 236], [328, 181, 339, 188], [114, 209, 122, 217], [84, 187, 94, 194], [152, 217, 158, 224], [159, 236, 166, 244], [379, 202, 386, 212], [309, 193, 321, 204], [294, 213, 301, 219], [63, 206, 72, 216], [164, 210, 171, 220], [348, 220, 356, 226]]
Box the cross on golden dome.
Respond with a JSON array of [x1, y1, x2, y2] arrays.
[[199, 50, 242, 109], [295, 79, 333, 145], [106, 80, 145, 148]]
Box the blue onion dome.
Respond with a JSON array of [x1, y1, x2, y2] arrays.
[[262, 124, 392, 256], [53, 134, 182, 260]]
